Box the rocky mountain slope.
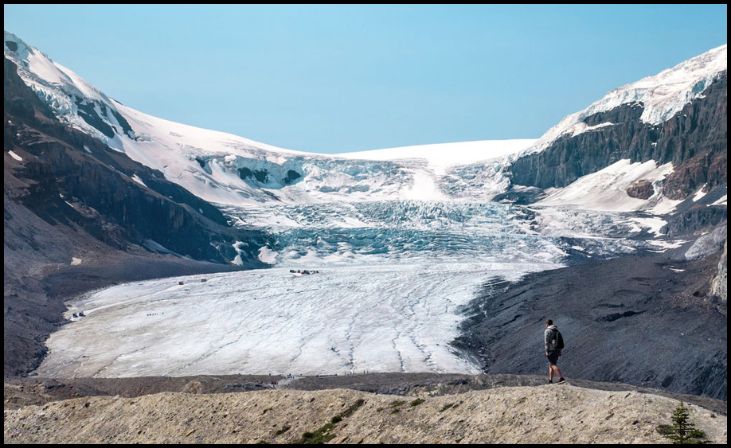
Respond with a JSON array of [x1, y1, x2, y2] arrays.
[[711, 240, 727, 301], [453, 249, 728, 400], [3, 384, 726, 444], [509, 73, 726, 200], [499, 45, 728, 373], [509, 45, 727, 198], [4, 55, 267, 377]]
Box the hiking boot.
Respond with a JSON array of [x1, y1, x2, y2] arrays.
[[547, 379, 553, 384], [557, 377, 566, 384]]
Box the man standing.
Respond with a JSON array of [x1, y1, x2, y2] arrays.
[[544, 319, 566, 384]]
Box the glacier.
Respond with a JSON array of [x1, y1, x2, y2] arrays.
[[34, 198, 678, 378], [36, 264, 536, 377]]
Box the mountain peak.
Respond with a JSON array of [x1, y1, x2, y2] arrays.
[[4, 30, 31, 59], [4, 30, 106, 101], [528, 43, 727, 154]]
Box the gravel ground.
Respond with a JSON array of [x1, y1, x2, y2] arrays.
[[4, 384, 726, 444], [6, 373, 726, 415]]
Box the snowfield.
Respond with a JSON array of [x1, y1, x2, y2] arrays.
[[336, 139, 537, 175], [536, 159, 680, 213], [109, 101, 538, 205]]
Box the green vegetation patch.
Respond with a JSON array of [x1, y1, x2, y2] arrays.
[[341, 399, 366, 418], [298, 399, 367, 444], [274, 425, 291, 436], [300, 423, 337, 444], [656, 402, 708, 444]]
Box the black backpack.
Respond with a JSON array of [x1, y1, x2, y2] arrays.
[[554, 330, 564, 350], [550, 328, 565, 350]]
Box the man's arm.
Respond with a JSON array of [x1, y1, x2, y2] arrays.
[[544, 329, 550, 355]]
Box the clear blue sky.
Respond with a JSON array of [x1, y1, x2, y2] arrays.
[[4, 4, 727, 153]]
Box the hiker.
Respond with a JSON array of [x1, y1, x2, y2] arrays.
[[544, 319, 566, 384]]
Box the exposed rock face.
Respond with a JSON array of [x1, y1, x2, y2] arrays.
[[509, 73, 727, 199], [3, 386, 727, 444], [684, 225, 727, 260], [711, 240, 727, 301], [626, 179, 654, 199], [5, 57, 266, 263], [663, 151, 727, 200], [661, 203, 727, 237]]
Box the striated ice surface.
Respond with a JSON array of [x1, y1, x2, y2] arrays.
[[37, 263, 547, 377]]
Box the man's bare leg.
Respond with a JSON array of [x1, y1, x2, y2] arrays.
[[555, 366, 565, 382]]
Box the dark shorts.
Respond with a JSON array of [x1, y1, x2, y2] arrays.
[[547, 351, 560, 365]]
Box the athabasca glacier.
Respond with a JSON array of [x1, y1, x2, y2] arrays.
[[35, 199, 677, 378]]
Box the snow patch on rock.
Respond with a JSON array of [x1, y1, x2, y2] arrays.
[[8, 150, 23, 161]]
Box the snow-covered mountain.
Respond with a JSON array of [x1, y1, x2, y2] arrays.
[[6, 28, 726, 279], [4, 31, 537, 206], [5, 28, 727, 275], [504, 58, 726, 244], [5, 31, 726, 216], [525, 44, 727, 154]]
